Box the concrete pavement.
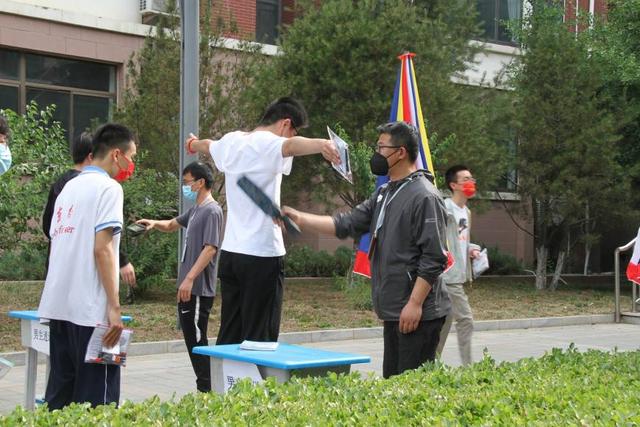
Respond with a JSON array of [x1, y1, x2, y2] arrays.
[[1, 323, 639, 415]]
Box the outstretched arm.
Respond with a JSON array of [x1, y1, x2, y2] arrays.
[[282, 207, 337, 235], [281, 137, 341, 164], [136, 218, 181, 233]]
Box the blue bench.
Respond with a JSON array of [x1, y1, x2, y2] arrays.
[[193, 343, 370, 394], [7, 310, 132, 410]]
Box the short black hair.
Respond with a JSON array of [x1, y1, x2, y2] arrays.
[[445, 165, 470, 192], [183, 161, 214, 189], [71, 132, 93, 164], [376, 121, 419, 162], [0, 115, 9, 138], [258, 97, 309, 129], [91, 123, 136, 159]]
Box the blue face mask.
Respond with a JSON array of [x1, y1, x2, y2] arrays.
[[182, 184, 197, 201], [0, 143, 11, 176]]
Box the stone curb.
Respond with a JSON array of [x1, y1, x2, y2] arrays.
[[0, 314, 616, 366]]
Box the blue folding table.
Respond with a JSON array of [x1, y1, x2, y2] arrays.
[[193, 343, 370, 394], [7, 310, 132, 410]]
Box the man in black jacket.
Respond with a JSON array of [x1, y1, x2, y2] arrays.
[[42, 132, 137, 295], [284, 121, 450, 378]]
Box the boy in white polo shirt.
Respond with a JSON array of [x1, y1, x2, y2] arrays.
[[186, 97, 340, 344], [38, 123, 137, 410]]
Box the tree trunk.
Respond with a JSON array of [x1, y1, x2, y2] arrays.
[[583, 244, 591, 276], [347, 243, 357, 287], [582, 202, 592, 276], [550, 250, 566, 291], [535, 246, 548, 290]]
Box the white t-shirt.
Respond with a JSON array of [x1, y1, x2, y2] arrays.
[[38, 166, 123, 327], [448, 199, 470, 271], [210, 130, 293, 257]]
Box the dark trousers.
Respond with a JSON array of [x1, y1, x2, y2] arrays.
[[382, 316, 446, 379], [45, 320, 120, 410], [216, 250, 284, 345], [178, 295, 214, 392]]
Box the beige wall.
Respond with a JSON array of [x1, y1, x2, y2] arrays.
[[472, 200, 534, 265]]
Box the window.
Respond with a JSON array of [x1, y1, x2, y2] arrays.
[[496, 136, 518, 192], [256, 0, 280, 45], [0, 48, 116, 141], [477, 0, 522, 45]]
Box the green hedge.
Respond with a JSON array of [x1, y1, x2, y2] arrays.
[[3, 348, 639, 425], [285, 245, 353, 277]]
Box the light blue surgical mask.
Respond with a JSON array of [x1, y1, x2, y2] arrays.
[[0, 143, 11, 176], [182, 184, 197, 201]]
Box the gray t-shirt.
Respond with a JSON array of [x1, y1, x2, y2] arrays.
[[176, 200, 223, 297]]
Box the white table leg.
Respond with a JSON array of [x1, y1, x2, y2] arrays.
[[24, 348, 38, 411]]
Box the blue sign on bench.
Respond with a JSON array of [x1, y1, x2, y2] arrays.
[[193, 343, 370, 393]]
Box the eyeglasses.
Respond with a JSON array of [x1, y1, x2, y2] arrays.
[[183, 179, 197, 186], [376, 144, 402, 153], [456, 177, 476, 183]]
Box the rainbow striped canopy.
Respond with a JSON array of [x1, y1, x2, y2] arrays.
[[353, 52, 435, 278]]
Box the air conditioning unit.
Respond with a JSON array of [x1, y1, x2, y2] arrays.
[[139, 0, 178, 24]]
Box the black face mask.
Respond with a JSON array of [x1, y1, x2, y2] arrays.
[[369, 148, 401, 176]]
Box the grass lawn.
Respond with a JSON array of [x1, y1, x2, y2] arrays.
[[0, 278, 622, 353]]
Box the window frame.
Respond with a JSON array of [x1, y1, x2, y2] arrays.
[[0, 49, 116, 141]]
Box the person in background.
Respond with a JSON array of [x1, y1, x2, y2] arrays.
[[435, 165, 481, 366], [42, 132, 137, 296], [0, 116, 12, 176], [137, 161, 223, 393]]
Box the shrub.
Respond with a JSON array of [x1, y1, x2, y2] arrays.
[[121, 164, 179, 294], [3, 348, 639, 425], [285, 245, 352, 277], [0, 246, 47, 281], [0, 104, 69, 253], [485, 246, 526, 275]]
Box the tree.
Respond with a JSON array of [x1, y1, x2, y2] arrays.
[[114, 0, 258, 178], [238, 0, 513, 209], [0, 103, 69, 252], [508, 0, 628, 290]]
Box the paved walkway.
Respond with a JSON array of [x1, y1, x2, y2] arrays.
[[1, 323, 639, 415]]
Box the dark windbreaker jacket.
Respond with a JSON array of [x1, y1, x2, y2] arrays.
[[333, 169, 451, 321]]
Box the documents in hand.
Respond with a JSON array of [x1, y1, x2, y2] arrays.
[[327, 126, 353, 184], [239, 340, 279, 351], [237, 175, 301, 235], [84, 325, 132, 366]]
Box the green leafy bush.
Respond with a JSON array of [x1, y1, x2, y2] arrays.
[[3, 348, 639, 425], [0, 104, 70, 252], [121, 163, 180, 294], [0, 246, 46, 281], [285, 245, 352, 277], [485, 246, 526, 275]]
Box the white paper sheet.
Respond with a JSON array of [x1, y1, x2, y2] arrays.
[[327, 126, 353, 184]]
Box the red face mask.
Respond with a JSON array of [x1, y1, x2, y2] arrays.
[[114, 154, 135, 183], [462, 181, 476, 198]]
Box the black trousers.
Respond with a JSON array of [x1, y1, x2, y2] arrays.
[[45, 320, 120, 410], [216, 250, 284, 345], [382, 316, 446, 379], [178, 295, 214, 392]]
